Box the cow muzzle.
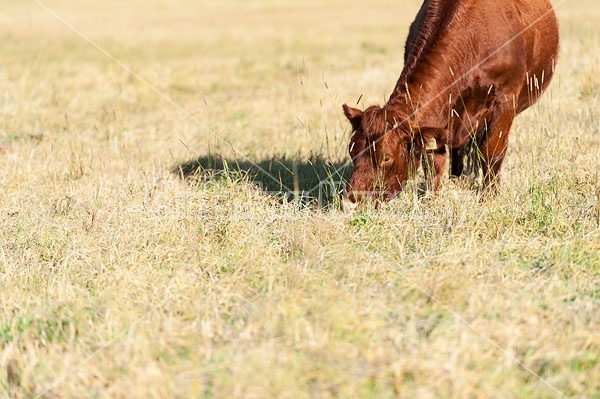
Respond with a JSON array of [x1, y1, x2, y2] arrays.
[[341, 193, 359, 213]]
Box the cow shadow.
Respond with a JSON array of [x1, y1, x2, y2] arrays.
[[172, 154, 352, 208]]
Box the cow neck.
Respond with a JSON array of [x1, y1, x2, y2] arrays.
[[384, 0, 464, 129], [384, 72, 454, 130]]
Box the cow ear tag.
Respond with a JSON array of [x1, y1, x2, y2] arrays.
[[425, 137, 437, 151]]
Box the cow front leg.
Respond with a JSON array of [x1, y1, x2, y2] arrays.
[[479, 109, 514, 197], [423, 147, 448, 193], [450, 147, 465, 177]]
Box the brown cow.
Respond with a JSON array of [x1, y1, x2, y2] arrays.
[[342, 0, 559, 210]]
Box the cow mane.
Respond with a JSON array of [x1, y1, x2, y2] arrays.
[[399, 0, 461, 83]]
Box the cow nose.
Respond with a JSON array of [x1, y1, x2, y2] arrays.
[[341, 192, 359, 213]]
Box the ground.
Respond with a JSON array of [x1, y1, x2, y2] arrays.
[[0, 0, 599, 398]]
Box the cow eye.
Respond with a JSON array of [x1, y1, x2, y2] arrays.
[[381, 155, 394, 167]]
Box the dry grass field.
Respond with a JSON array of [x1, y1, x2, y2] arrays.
[[1, 0, 599, 398]]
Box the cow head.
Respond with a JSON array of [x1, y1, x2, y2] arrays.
[[341, 104, 448, 211]]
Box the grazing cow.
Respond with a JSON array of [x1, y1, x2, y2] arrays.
[[342, 0, 559, 210]]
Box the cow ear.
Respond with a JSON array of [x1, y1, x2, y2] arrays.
[[412, 126, 449, 152], [342, 104, 363, 132]]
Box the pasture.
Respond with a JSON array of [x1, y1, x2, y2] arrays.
[[1, 0, 599, 397]]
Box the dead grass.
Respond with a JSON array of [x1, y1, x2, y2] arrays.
[[1, 0, 599, 398]]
